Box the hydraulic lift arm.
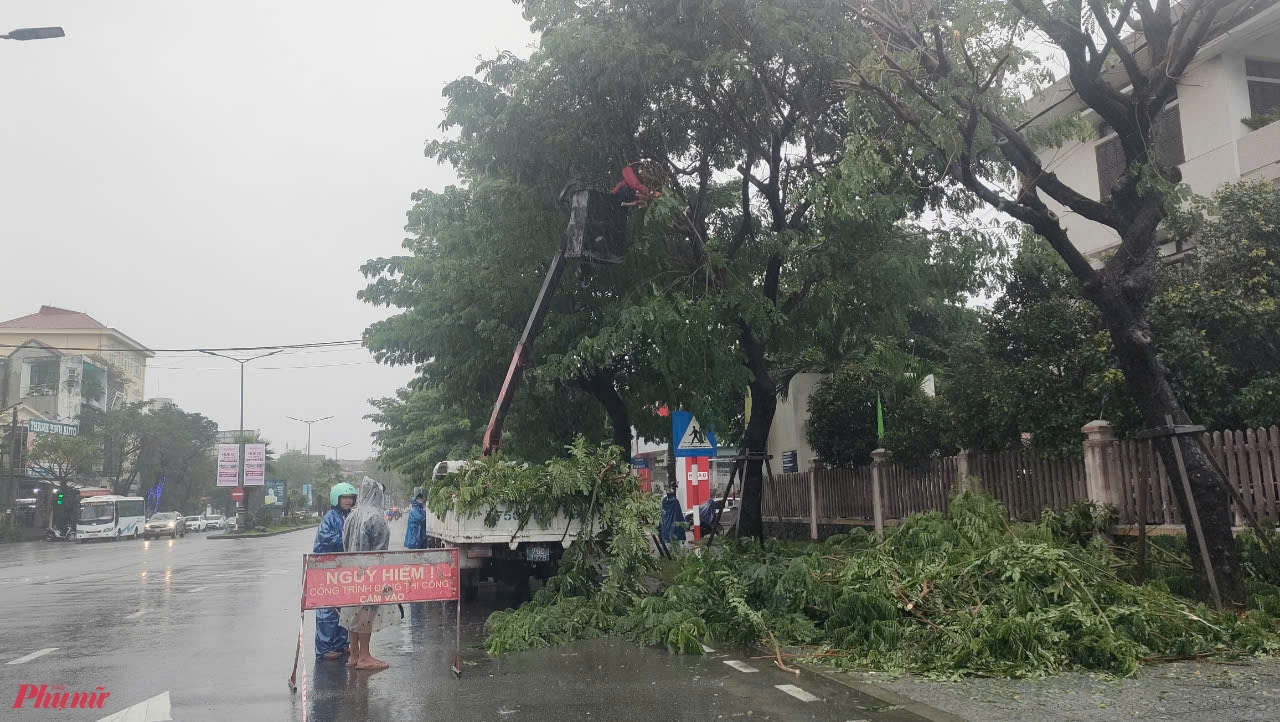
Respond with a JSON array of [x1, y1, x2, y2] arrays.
[[481, 250, 567, 455], [481, 188, 630, 456]]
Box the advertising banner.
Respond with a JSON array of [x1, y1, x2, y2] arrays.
[[216, 444, 240, 487], [243, 443, 266, 486], [265, 479, 286, 507]]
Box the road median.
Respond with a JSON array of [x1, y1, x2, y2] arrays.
[[210, 523, 318, 540]]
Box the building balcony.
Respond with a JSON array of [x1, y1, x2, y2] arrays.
[[1238, 120, 1280, 183]]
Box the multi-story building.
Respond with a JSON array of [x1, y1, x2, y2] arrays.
[[1025, 3, 1280, 260], [0, 306, 153, 423]]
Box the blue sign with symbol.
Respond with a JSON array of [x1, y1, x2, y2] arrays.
[[672, 410, 717, 458]]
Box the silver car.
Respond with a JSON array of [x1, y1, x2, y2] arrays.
[[205, 515, 226, 530], [144, 512, 186, 539]]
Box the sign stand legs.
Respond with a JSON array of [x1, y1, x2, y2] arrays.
[[452, 594, 463, 677]]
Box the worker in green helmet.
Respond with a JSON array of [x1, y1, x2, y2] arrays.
[[313, 481, 357, 660]]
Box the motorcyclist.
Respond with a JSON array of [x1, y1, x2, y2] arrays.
[[313, 482, 357, 661], [404, 492, 427, 550]]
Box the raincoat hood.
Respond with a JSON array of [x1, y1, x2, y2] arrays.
[[341, 477, 391, 553]]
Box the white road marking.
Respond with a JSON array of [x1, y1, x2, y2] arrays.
[[95, 690, 172, 722], [776, 684, 820, 702], [701, 644, 715, 653], [6, 648, 58, 665], [723, 660, 758, 673], [187, 586, 207, 593], [125, 609, 149, 619]]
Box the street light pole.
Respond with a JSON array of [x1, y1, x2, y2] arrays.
[[322, 443, 351, 461], [1, 27, 65, 41], [286, 415, 333, 459], [200, 349, 283, 527]]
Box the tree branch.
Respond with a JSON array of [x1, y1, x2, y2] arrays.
[[782, 270, 825, 314], [1087, 0, 1143, 83]]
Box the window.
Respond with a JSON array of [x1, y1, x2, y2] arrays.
[[1246, 58, 1280, 118], [1095, 105, 1185, 201], [79, 503, 115, 523], [27, 359, 59, 396], [118, 500, 145, 518]]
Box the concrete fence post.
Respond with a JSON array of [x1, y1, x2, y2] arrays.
[[871, 448, 890, 540], [1081, 420, 1118, 508], [954, 449, 981, 494], [807, 469, 819, 540]]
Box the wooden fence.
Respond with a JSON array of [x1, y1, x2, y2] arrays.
[[759, 424, 1280, 536], [1111, 427, 1280, 526], [972, 450, 1086, 521], [762, 457, 957, 524]]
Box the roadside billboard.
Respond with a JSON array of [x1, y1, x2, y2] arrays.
[[265, 479, 286, 507], [216, 444, 239, 487], [243, 443, 266, 486]]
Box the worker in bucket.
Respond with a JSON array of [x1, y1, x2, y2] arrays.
[[404, 491, 427, 550], [313, 481, 357, 661]]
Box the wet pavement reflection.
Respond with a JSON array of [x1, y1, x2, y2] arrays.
[[1, 520, 927, 721]]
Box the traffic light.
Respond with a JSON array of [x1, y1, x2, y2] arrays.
[[56, 490, 65, 505]]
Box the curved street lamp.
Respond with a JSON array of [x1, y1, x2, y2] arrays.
[[2, 27, 65, 41]]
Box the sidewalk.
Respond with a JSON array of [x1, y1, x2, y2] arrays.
[[828, 658, 1280, 722]]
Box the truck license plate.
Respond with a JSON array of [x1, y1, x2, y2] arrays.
[[526, 545, 550, 562]]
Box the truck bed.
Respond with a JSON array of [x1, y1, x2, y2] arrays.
[[425, 504, 596, 550]]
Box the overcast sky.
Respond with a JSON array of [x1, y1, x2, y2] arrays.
[[1, 1, 536, 459]]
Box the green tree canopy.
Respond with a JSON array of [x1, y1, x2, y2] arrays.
[[362, 0, 998, 537]]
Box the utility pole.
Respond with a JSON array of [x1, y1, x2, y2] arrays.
[[286, 415, 333, 460], [201, 349, 283, 528], [5, 405, 19, 516]]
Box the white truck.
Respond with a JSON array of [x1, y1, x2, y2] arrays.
[[425, 460, 596, 598]]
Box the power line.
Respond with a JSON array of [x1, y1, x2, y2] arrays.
[[147, 361, 379, 371], [0, 339, 363, 353]]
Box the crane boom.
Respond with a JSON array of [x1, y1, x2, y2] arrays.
[[481, 188, 629, 456]]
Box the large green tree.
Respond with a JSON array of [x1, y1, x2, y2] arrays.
[[846, 0, 1255, 601], [362, 0, 994, 539], [947, 182, 1280, 456]]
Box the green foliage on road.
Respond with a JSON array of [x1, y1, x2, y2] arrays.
[[486, 491, 1280, 677], [429, 439, 662, 603]]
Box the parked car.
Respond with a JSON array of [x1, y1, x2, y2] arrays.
[[185, 515, 207, 532], [144, 512, 186, 539], [225, 516, 238, 532], [205, 515, 226, 530]]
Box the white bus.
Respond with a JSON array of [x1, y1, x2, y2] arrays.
[[76, 495, 146, 542]]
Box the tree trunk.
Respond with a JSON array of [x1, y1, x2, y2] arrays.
[[736, 327, 777, 542], [578, 373, 632, 463], [1094, 286, 1245, 604]]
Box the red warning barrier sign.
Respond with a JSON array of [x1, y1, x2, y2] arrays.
[[301, 549, 459, 608]]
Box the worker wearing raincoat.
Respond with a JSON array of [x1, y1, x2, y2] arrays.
[[313, 481, 357, 660], [340, 477, 394, 670], [659, 484, 684, 545], [404, 492, 427, 550]]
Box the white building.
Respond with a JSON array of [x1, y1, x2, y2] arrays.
[[1026, 3, 1280, 260]]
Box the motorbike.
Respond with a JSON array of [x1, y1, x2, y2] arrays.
[[45, 523, 75, 542]]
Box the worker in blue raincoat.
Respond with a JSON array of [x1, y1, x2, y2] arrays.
[[659, 484, 684, 546], [313, 482, 357, 660], [404, 492, 427, 549]]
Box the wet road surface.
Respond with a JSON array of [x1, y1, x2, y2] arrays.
[[0, 521, 929, 721]]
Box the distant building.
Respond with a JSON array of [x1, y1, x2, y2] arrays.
[[0, 306, 153, 418], [1023, 3, 1280, 260]]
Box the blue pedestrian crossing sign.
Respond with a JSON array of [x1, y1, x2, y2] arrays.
[[672, 411, 717, 458]]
